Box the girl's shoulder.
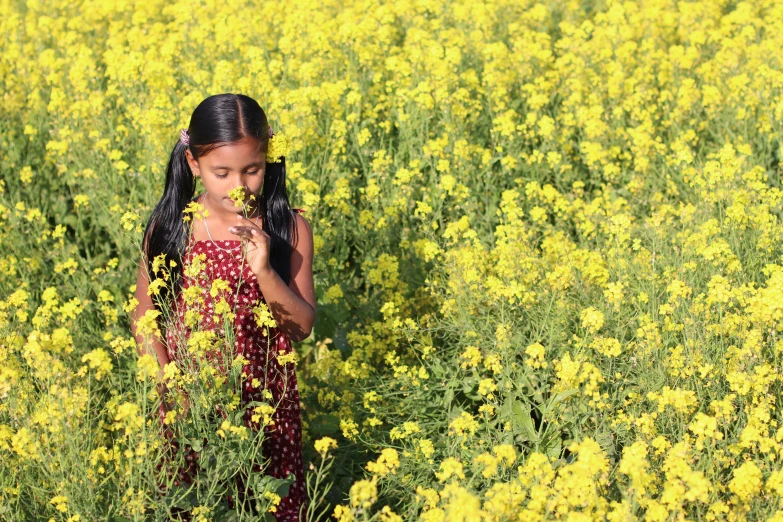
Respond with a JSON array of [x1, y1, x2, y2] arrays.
[[292, 208, 305, 214]]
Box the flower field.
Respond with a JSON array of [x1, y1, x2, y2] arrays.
[[2, 0, 783, 520]]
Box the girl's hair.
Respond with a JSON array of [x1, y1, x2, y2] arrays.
[[141, 93, 296, 306]]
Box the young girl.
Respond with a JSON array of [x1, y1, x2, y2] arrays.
[[131, 93, 316, 521]]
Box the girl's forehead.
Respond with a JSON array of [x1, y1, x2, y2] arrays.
[[201, 138, 265, 164]]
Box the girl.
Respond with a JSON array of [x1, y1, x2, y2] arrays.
[[131, 93, 316, 521]]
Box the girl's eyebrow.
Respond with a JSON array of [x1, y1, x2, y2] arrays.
[[212, 162, 263, 170]]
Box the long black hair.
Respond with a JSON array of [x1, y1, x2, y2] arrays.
[[141, 93, 296, 306]]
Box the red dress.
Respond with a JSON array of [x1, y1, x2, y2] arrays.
[[159, 208, 307, 521]]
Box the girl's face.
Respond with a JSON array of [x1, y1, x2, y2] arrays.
[[185, 137, 266, 216]]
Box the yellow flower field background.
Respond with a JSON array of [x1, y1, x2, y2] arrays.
[[1, 0, 783, 519]]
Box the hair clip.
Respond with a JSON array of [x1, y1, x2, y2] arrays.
[[268, 125, 274, 138], [179, 128, 190, 146]]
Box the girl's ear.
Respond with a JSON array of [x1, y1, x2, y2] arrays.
[[185, 149, 200, 178]]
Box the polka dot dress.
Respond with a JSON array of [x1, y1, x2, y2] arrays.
[[159, 208, 307, 521]]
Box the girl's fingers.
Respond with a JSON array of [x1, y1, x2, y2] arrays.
[[228, 227, 249, 242], [235, 215, 263, 233], [229, 225, 251, 236], [229, 225, 265, 241]]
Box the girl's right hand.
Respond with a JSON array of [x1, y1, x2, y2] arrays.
[[180, 393, 190, 419], [159, 383, 189, 421], [229, 214, 273, 279]]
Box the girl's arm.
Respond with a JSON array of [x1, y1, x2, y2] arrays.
[[256, 213, 317, 342], [130, 255, 171, 379]]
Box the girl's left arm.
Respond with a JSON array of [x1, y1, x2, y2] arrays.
[[256, 213, 317, 342]]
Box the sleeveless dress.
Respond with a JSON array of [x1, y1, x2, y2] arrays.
[[158, 207, 307, 522]]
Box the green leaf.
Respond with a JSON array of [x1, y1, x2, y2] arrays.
[[594, 430, 615, 457], [275, 473, 295, 498], [541, 389, 578, 416], [211, 506, 239, 521], [511, 401, 537, 442], [308, 413, 340, 437], [461, 376, 476, 394], [545, 437, 562, 460], [251, 473, 295, 499], [443, 385, 454, 405], [500, 398, 537, 442]]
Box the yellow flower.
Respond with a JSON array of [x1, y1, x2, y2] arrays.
[[323, 284, 344, 303], [227, 186, 249, 208], [120, 211, 141, 231], [267, 132, 291, 163], [209, 278, 230, 298], [163, 410, 177, 426], [73, 194, 89, 208], [473, 452, 500, 478], [50, 495, 68, 513], [390, 421, 421, 441], [477, 378, 498, 400], [378, 505, 403, 522], [182, 201, 209, 222], [146, 278, 166, 296], [212, 299, 235, 324], [767, 469, 783, 496], [314, 436, 338, 458], [349, 476, 378, 508], [333, 505, 353, 522], [184, 253, 208, 279], [580, 306, 605, 334], [113, 403, 144, 436], [216, 420, 231, 439], [459, 346, 481, 369], [417, 439, 435, 460], [162, 361, 181, 382], [191, 506, 212, 522], [729, 461, 762, 502], [19, 166, 34, 184], [252, 301, 277, 329], [135, 353, 159, 382], [11, 427, 39, 460], [478, 404, 495, 416], [366, 448, 400, 478], [448, 412, 479, 438], [589, 336, 623, 357], [135, 309, 162, 338], [251, 404, 276, 427], [525, 342, 547, 369], [435, 457, 465, 483], [340, 417, 359, 441], [483, 353, 502, 375], [492, 444, 516, 466], [263, 491, 281, 512], [276, 350, 298, 367], [618, 441, 653, 498], [80, 348, 113, 380]]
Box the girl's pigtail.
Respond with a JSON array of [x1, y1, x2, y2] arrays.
[[141, 137, 196, 306], [262, 156, 295, 286]]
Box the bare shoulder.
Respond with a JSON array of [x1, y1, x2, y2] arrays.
[[291, 211, 313, 251]]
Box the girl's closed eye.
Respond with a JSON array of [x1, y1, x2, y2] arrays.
[[214, 170, 259, 179]]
